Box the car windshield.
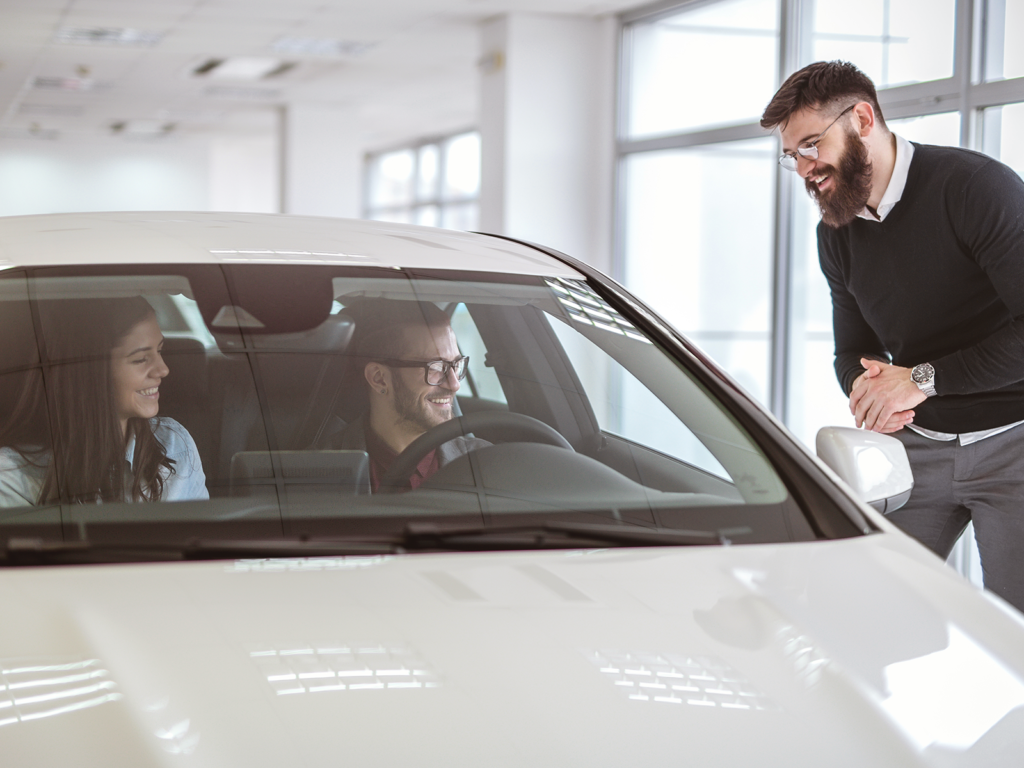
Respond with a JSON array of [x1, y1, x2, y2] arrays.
[[0, 263, 827, 557]]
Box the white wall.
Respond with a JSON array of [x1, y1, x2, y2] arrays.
[[0, 134, 211, 216], [479, 13, 618, 273], [209, 133, 280, 214], [281, 103, 363, 219]]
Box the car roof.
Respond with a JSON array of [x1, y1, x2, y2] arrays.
[[0, 212, 584, 278]]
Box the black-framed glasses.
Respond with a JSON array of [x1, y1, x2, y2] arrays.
[[778, 104, 856, 171], [379, 356, 469, 386]]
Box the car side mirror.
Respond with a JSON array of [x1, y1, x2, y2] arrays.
[[815, 427, 913, 514]]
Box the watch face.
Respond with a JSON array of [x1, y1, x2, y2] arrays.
[[912, 363, 935, 384]]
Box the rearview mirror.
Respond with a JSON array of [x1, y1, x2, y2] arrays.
[[815, 427, 913, 514]]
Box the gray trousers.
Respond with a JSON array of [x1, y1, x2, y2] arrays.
[[891, 425, 1024, 613]]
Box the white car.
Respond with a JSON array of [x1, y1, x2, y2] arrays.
[[0, 212, 1022, 767]]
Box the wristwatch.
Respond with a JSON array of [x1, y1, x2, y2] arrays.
[[911, 362, 937, 397]]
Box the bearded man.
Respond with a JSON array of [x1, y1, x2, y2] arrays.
[[318, 300, 488, 491], [762, 60, 1024, 612]]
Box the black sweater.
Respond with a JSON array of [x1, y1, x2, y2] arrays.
[[818, 143, 1024, 433]]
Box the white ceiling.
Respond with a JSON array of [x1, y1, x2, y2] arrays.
[[0, 0, 644, 149]]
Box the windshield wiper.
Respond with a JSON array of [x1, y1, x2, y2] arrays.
[[400, 521, 751, 551], [2, 537, 395, 565], [2, 521, 752, 565]]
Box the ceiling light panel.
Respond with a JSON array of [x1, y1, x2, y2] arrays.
[[191, 57, 295, 81], [55, 27, 163, 47], [109, 119, 175, 137]]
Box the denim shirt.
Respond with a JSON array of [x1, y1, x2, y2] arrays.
[[0, 418, 208, 507]]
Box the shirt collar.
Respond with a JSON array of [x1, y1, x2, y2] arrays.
[[857, 133, 914, 222], [124, 430, 137, 467]]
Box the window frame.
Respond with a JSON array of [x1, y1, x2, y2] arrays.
[[362, 130, 481, 229]]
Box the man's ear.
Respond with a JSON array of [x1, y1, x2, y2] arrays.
[[852, 101, 876, 137], [364, 362, 389, 393]]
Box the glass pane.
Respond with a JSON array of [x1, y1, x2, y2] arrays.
[[449, 304, 506, 404], [414, 205, 439, 227], [784, 112, 960, 448], [441, 202, 478, 232], [887, 111, 961, 145], [417, 144, 439, 201], [369, 149, 414, 208], [786, 185, 857, 448], [539, 277, 783, 502], [982, 103, 1024, 178], [622, 137, 775, 406], [808, 0, 956, 88], [983, 0, 1024, 81], [443, 133, 481, 199], [625, 0, 779, 139], [550, 318, 728, 478]]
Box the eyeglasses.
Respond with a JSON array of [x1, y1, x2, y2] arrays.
[[778, 104, 856, 171], [380, 356, 469, 386]]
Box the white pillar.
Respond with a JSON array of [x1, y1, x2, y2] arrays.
[[280, 103, 362, 218], [479, 13, 617, 273]]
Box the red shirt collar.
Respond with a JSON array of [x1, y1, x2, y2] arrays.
[[363, 424, 439, 491]]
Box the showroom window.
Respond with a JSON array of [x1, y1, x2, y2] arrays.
[[364, 131, 480, 231], [619, 0, 780, 407], [619, 0, 1024, 585], [808, 0, 957, 88], [624, 0, 781, 138]]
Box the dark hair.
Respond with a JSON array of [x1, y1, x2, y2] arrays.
[[354, 300, 451, 362], [1, 296, 174, 504], [761, 60, 886, 131]]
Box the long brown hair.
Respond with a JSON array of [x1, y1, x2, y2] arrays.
[[1, 296, 174, 504]]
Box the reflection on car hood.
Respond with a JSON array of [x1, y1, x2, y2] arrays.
[[3, 533, 1024, 767]]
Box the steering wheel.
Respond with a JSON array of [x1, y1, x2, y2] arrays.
[[377, 411, 573, 492]]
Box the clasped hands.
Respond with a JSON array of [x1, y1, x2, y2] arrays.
[[849, 358, 927, 433]]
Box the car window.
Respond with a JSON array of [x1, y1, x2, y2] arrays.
[[549, 317, 728, 479], [449, 303, 507, 406], [0, 265, 824, 554]]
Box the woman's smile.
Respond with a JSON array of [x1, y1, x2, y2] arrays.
[[109, 313, 169, 434]]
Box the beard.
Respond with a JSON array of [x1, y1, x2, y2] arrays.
[[806, 126, 873, 229], [391, 373, 454, 435]]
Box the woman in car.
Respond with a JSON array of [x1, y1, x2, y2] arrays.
[[0, 296, 208, 506]]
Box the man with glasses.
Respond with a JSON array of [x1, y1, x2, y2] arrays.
[[762, 60, 1024, 612], [321, 299, 489, 492]]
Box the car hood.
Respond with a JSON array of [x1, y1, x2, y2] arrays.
[[3, 532, 1024, 767]]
